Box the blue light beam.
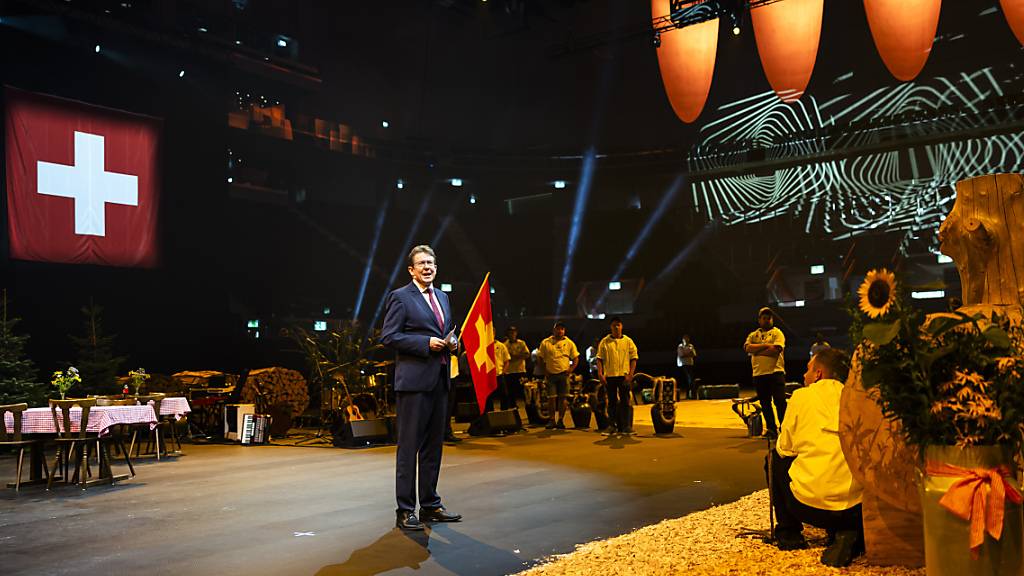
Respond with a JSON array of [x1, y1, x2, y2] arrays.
[[353, 195, 391, 320], [593, 174, 685, 311], [368, 185, 436, 330], [556, 148, 597, 315]]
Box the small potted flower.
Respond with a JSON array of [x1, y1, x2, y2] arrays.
[[129, 367, 150, 396], [51, 366, 81, 400]]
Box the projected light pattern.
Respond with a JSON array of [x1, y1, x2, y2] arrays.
[[556, 148, 597, 315], [688, 66, 1024, 239]]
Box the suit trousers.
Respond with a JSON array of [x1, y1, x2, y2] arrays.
[[395, 366, 449, 513]]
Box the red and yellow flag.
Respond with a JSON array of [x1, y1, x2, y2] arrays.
[[461, 273, 497, 414]]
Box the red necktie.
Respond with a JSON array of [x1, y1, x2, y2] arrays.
[[427, 287, 444, 332]]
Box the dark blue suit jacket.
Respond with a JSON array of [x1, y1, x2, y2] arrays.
[[381, 281, 455, 392]]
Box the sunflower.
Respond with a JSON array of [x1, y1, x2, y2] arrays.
[[858, 268, 897, 319]]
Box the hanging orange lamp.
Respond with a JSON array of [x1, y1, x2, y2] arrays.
[[1002, 0, 1024, 45], [750, 0, 824, 103], [653, 0, 719, 124], [864, 0, 941, 82]]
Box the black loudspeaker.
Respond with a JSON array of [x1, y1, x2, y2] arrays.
[[697, 384, 741, 399], [651, 404, 675, 435], [267, 402, 292, 438], [454, 402, 480, 423], [467, 409, 522, 436], [332, 418, 391, 447]]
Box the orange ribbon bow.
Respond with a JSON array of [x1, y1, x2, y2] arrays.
[[925, 461, 1024, 559]]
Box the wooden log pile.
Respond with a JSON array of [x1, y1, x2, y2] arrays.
[[241, 367, 309, 418]]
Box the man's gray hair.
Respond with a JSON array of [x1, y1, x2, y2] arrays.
[[407, 245, 436, 266]]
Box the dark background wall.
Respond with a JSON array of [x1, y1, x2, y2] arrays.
[[0, 0, 1018, 387]]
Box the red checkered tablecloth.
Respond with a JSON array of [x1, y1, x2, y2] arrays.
[[4, 405, 158, 436], [159, 397, 191, 420]]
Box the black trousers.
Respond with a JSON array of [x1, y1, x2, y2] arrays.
[[395, 368, 448, 513], [606, 376, 631, 432], [754, 372, 787, 433], [488, 374, 515, 411], [678, 365, 694, 399], [505, 372, 527, 406], [768, 451, 863, 539]]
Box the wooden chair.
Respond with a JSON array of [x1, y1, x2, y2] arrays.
[[48, 398, 96, 489], [132, 394, 172, 460], [92, 397, 136, 477], [0, 403, 49, 491]]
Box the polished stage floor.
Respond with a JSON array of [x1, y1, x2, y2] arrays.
[[1, 405, 769, 576]]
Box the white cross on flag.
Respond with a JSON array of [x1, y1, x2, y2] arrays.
[[5, 87, 161, 267]]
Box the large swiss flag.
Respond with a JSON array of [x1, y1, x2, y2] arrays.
[[5, 87, 161, 267]]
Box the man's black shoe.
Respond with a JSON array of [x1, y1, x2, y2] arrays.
[[444, 434, 462, 444], [545, 421, 556, 429], [820, 530, 862, 567], [396, 510, 425, 531], [555, 420, 566, 430], [419, 506, 462, 523]]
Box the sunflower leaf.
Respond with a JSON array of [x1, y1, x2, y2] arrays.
[[863, 321, 901, 346]]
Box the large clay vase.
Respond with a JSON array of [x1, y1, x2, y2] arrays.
[[921, 445, 1024, 575]]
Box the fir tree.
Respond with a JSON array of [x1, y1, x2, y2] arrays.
[[0, 289, 46, 405], [69, 300, 128, 396]]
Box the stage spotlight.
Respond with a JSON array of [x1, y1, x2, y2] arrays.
[[235, 40, 242, 45], [178, 70, 185, 78], [732, 24, 740, 35], [451, 178, 463, 187], [277, 38, 288, 47], [490, 287, 495, 294], [469, 194, 477, 204], [382, 120, 389, 128], [198, 27, 208, 33], [608, 281, 621, 291], [396, 179, 404, 189], [227, 177, 233, 183], [95, 44, 101, 53], [323, 307, 331, 315], [314, 320, 327, 331], [554, 180, 566, 189], [810, 264, 824, 275]]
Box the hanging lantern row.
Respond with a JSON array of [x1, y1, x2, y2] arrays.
[[656, 0, 1019, 124]]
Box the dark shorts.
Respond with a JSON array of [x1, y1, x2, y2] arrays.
[[545, 372, 569, 398]]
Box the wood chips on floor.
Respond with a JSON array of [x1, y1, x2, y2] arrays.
[[515, 489, 925, 576]]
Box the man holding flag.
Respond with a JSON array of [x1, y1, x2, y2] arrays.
[[381, 245, 461, 531]]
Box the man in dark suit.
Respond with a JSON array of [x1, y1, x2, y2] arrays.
[[381, 244, 462, 531]]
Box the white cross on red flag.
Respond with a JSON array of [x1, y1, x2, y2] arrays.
[[5, 87, 161, 267]]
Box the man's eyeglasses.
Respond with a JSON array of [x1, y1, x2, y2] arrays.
[[412, 260, 436, 269]]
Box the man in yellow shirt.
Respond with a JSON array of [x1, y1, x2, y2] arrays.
[[502, 326, 530, 409], [488, 339, 511, 411], [743, 307, 787, 438], [596, 317, 639, 435], [771, 347, 864, 567], [537, 321, 579, 429]]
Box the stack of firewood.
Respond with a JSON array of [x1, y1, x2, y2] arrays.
[[241, 367, 309, 417]]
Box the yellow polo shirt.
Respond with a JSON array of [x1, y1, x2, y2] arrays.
[[776, 378, 863, 511], [503, 338, 530, 374], [745, 327, 786, 376], [596, 334, 638, 377], [538, 336, 578, 374], [494, 340, 510, 376]]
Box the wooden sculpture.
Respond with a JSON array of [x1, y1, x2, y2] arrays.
[[838, 173, 1024, 567]]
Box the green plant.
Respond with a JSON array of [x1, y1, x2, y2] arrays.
[[0, 289, 46, 406], [852, 269, 1024, 450], [68, 300, 127, 395], [51, 366, 81, 399], [289, 322, 379, 400], [129, 367, 150, 395]]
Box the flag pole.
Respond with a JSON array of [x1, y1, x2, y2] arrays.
[[460, 271, 491, 341]]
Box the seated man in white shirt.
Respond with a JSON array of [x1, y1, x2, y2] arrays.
[[771, 347, 864, 567]]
